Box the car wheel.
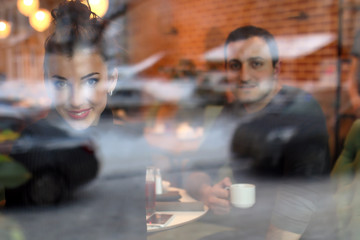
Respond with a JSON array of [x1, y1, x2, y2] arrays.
[[28, 172, 68, 205]]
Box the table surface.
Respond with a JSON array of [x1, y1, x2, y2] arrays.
[[147, 187, 208, 233]]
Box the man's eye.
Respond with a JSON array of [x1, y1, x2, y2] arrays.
[[229, 60, 241, 71], [84, 78, 99, 87], [250, 61, 263, 69], [53, 80, 68, 90]]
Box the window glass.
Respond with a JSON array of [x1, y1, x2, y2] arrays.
[[0, 0, 358, 240]]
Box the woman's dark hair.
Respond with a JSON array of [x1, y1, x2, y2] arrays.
[[224, 25, 279, 68], [43, 0, 118, 77]]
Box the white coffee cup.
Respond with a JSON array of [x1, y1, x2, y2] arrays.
[[229, 183, 256, 209]]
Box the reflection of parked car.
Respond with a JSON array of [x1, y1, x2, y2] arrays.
[[0, 116, 24, 155], [2, 115, 99, 206], [107, 79, 155, 121], [0, 114, 28, 206]]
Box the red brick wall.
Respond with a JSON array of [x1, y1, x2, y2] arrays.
[[126, 0, 351, 159], [126, 0, 339, 82]]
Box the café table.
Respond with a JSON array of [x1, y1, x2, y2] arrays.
[[147, 187, 208, 233], [144, 127, 205, 187]]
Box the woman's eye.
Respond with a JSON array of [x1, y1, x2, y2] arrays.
[[229, 60, 241, 71], [84, 78, 99, 87], [53, 80, 68, 90], [250, 61, 263, 69]]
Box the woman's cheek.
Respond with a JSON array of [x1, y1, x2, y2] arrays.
[[83, 87, 100, 104], [92, 85, 107, 104]]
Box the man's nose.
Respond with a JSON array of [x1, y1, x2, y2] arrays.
[[238, 66, 250, 83]]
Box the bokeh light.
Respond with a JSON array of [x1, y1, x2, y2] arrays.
[[29, 9, 51, 32], [17, 0, 39, 17], [0, 20, 11, 39], [89, 0, 109, 17]]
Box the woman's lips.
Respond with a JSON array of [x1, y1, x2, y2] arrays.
[[67, 109, 91, 120]]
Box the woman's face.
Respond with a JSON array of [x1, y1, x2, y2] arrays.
[[46, 49, 117, 130]]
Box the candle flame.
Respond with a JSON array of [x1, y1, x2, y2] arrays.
[[176, 122, 204, 140]]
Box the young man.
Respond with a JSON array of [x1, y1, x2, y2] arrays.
[[185, 26, 335, 240]]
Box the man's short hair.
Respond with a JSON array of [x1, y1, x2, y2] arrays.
[[224, 25, 279, 68]]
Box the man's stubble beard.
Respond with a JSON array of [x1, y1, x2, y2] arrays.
[[234, 77, 278, 106]]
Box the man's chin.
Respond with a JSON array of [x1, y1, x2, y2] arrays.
[[235, 98, 261, 105], [235, 94, 264, 105]]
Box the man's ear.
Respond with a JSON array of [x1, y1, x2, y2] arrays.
[[108, 68, 118, 94]]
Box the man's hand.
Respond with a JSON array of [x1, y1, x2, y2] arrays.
[[201, 177, 232, 215]]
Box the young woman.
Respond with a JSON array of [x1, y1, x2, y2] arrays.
[[43, 0, 117, 131], [7, 1, 147, 239]]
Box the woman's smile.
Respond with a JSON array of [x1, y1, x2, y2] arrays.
[[67, 108, 92, 120]]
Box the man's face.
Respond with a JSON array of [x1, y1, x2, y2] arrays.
[[226, 36, 278, 104], [46, 49, 116, 130]]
